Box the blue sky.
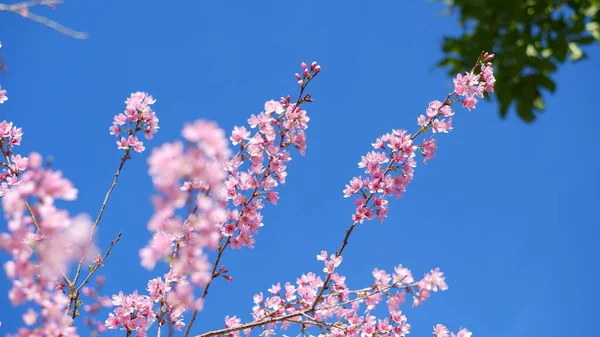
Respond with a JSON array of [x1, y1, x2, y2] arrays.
[[1, 1, 599, 337]]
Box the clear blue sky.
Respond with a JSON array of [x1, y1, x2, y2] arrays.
[[1, 1, 599, 337]]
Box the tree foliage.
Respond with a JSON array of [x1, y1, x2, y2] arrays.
[[438, 0, 600, 122]]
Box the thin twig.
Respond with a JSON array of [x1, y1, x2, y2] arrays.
[[68, 151, 130, 317], [66, 232, 122, 319], [75, 232, 122, 293], [0, 1, 88, 39]]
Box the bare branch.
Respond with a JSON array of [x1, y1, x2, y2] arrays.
[[0, 1, 88, 39]]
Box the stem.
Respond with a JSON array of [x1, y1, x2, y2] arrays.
[[75, 233, 122, 293], [69, 151, 130, 318], [67, 232, 122, 319]]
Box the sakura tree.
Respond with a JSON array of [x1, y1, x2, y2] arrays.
[[0, 19, 496, 337]]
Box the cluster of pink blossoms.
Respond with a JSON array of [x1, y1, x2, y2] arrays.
[[220, 255, 447, 337], [105, 62, 321, 335], [105, 271, 188, 336], [344, 53, 496, 224], [0, 120, 24, 196], [434, 324, 472, 337], [221, 61, 320, 249], [0, 150, 98, 337], [109, 92, 159, 153], [0, 85, 6, 104], [140, 119, 230, 287], [0, 49, 494, 337], [0, 88, 162, 336]]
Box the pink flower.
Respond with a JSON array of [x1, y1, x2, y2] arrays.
[[225, 315, 241, 328], [453, 72, 480, 97], [343, 176, 363, 197], [453, 328, 473, 337], [462, 96, 478, 110], [22, 308, 38, 326], [427, 100, 443, 117], [323, 254, 342, 274], [421, 138, 437, 164], [0, 86, 7, 104], [231, 126, 250, 145], [127, 135, 145, 153], [264, 100, 284, 114], [111, 92, 159, 150], [434, 324, 450, 337]]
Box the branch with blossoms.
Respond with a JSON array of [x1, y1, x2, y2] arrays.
[[101, 62, 322, 337], [0, 54, 160, 335], [0, 0, 88, 39], [186, 52, 496, 337], [67, 92, 159, 318], [0, 38, 496, 337]]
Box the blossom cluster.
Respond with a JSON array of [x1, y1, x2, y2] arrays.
[[109, 92, 159, 153], [218, 254, 448, 337], [0, 150, 97, 336], [343, 53, 496, 224], [221, 61, 320, 250], [434, 324, 472, 337], [0, 89, 160, 336], [0, 47, 496, 337], [140, 119, 230, 286], [0, 120, 24, 196], [105, 271, 188, 336]]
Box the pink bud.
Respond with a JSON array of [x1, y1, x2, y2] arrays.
[[311, 61, 317, 70], [224, 275, 233, 282], [295, 73, 301, 80], [314, 65, 321, 73], [303, 68, 309, 77], [301, 62, 308, 70], [220, 265, 225, 272], [297, 80, 304, 86]]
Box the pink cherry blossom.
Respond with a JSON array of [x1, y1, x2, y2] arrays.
[[109, 92, 159, 152], [0, 85, 7, 104]]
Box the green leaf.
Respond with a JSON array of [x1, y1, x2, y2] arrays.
[[535, 75, 556, 93]]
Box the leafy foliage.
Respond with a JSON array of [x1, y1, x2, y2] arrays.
[[438, 0, 600, 122]]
